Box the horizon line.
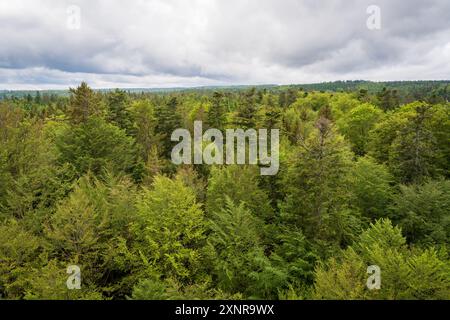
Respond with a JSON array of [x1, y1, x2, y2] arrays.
[[1, 79, 450, 92]]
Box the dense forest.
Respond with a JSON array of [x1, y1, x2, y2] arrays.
[[0, 81, 449, 300]]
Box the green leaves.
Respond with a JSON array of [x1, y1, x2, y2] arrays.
[[280, 118, 356, 245], [132, 175, 206, 281], [56, 117, 136, 178], [390, 180, 450, 246], [369, 102, 449, 183], [206, 198, 282, 298], [313, 219, 450, 300], [337, 103, 382, 155], [1, 84, 449, 300], [68, 82, 104, 124], [206, 165, 273, 221], [348, 156, 393, 219], [106, 89, 133, 133]]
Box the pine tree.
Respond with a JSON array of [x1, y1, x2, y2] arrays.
[[154, 97, 182, 158], [106, 89, 132, 132], [207, 91, 226, 130], [389, 103, 439, 183], [280, 117, 358, 247], [233, 88, 258, 129], [34, 91, 41, 104], [68, 82, 103, 124], [129, 99, 162, 161]]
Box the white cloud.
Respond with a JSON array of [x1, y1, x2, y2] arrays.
[[0, 0, 449, 89]]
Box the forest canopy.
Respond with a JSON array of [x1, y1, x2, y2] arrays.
[[0, 81, 449, 300]]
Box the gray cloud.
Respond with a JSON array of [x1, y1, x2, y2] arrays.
[[0, 0, 449, 89]]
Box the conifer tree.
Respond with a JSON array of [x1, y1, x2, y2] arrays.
[[68, 82, 103, 124], [155, 97, 182, 157], [233, 88, 258, 129], [280, 117, 358, 247], [106, 89, 133, 133], [207, 91, 227, 130]]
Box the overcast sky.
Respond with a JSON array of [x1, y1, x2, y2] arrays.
[[0, 0, 449, 89]]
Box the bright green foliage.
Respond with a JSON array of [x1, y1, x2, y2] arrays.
[[129, 99, 162, 162], [329, 93, 360, 119], [282, 104, 316, 144], [368, 109, 407, 163], [206, 165, 273, 221], [206, 198, 285, 298], [106, 89, 133, 133], [233, 88, 258, 129], [313, 219, 450, 299], [46, 184, 104, 260], [56, 117, 136, 177], [0, 220, 42, 299], [390, 180, 450, 246], [337, 103, 382, 155], [131, 276, 242, 300], [280, 118, 359, 247], [313, 249, 368, 299], [131, 276, 170, 300], [207, 92, 227, 130], [43, 173, 138, 297], [23, 260, 103, 300], [369, 102, 449, 183], [154, 97, 182, 157], [348, 156, 393, 219], [295, 92, 330, 111], [132, 175, 206, 281], [68, 82, 104, 124], [0, 109, 66, 222], [1, 83, 449, 300]]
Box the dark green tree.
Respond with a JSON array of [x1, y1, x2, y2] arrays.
[[207, 91, 227, 130], [106, 89, 133, 132], [68, 82, 104, 124]]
